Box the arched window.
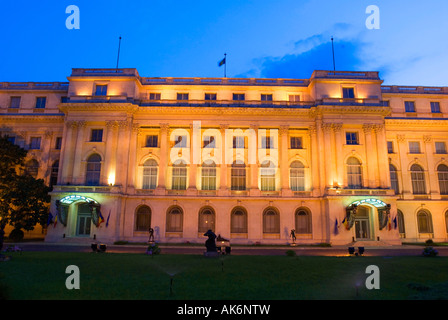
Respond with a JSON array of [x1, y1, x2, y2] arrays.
[[198, 207, 215, 232], [295, 208, 312, 234], [25, 159, 39, 178], [135, 205, 151, 231], [417, 210, 433, 234], [172, 160, 187, 190], [260, 160, 276, 191], [142, 159, 158, 189], [85, 154, 102, 186], [445, 210, 448, 234], [437, 164, 448, 195], [347, 157, 362, 189], [166, 206, 183, 232], [389, 164, 399, 194], [231, 207, 247, 233], [410, 164, 426, 195], [263, 208, 279, 234], [290, 161, 305, 191], [231, 160, 246, 191], [50, 160, 59, 188], [397, 210, 405, 235], [201, 160, 216, 190]]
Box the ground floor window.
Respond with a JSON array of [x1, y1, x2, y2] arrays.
[[166, 206, 183, 232], [263, 208, 279, 233], [231, 207, 247, 233], [135, 205, 151, 231]]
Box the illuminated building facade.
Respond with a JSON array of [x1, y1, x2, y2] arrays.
[[1, 68, 447, 245]]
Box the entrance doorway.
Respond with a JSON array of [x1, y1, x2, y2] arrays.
[[76, 203, 92, 236], [354, 206, 371, 240]]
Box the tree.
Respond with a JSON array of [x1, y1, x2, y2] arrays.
[[0, 136, 50, 248]]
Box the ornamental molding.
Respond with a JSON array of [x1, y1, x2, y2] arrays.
[[59, 103, 139, 113], [385, 118, 448, 127]]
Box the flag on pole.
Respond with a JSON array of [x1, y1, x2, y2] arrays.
[[47, 212, 54, 226], [393, 216, 397, 230], [334, 218, 339, 235], [53, 213, 58, 228], [218, 56, 226, 67], [106, 210, 111, 228], [342, 217, 348, 230], [388, 215, 392, 231], [97, 210, 105, 227]]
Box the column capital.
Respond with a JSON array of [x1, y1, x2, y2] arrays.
[[279, 125, 289, 136], [159, 123, 170, 132], [332, 123, 343, 133], [396, 134, 405, 143], [362, 123, 374, 134], [423, 134, 432, 143]]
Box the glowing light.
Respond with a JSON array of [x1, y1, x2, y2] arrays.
[[349, 198, 387, 208], [108, 173, 115, 186], [60, 195, 97, 204]]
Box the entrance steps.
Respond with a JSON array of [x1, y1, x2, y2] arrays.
[[348, 240, 394, 248]]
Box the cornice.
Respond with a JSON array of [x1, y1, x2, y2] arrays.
[[58, 103, 139, 113], [385, 118, 448, 127]]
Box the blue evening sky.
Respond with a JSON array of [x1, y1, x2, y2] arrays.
[[1, 0, 447, 86]]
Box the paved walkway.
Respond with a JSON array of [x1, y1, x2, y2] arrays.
[[6, 241, 448, 257]]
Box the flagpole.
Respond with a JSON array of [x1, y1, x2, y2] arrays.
[[224, 53, 227, 78], [331, 36, 335, 71], [116, 36, 122, 72]]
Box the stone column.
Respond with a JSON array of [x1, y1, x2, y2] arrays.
[[218, 124, 229, 196], [363, 124, 376, 188], [308, 124, 320, 196], [423, 135, 438, 196], [374, 124, 390, 188], [155, 123, 169, 195], [316, 121, 326, 194], [249, 124, 260, 196], [396, 134, 410, 196], [116, 120, 130, 187], [42, 130, 53, 183], [60, 120, 77, 184], [322, 122, 333, 189], [104, 121, 119, 186], [71, 121, 86, 184], [280, 125, 292, 196], [332, 123, 344, 188], [187, 123, 199, 195], [127, 123, 140, 192]]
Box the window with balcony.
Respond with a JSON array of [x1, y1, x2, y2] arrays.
[[171, 160, 187, 190], [260, 161, 276, 191], [233, 93, 245, 101], [95, 85, 108, 96], [290, 161, 305, 191], [261, 94, 273, 101], [346, 157, 363, 189], [342, 87, 355, 99], [205, 93, 217, 100], [177, 93, 189, 100], [231, 161, 246, 191], [288, 95, 301, 102], [410, 164, 426, 195], [85, 153, 102, 186], [142, 159, 158, 190], [201, 161, 216, 191], [149, 93, 161, 100]]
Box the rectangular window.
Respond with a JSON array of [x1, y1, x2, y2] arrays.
[[288, 95, 301, 102], [145, 135, 158, 148], [346, 132, 359, 145], [409, 141, 421, 154], [342, 87, 355, 99], [61, 96, 69, 103], [290, 137, 303, 149], [261, 94, 273, 101], [203, 136, 215, 148], [435, 142, 447, 154], [29, 137, 41, 150], [10, 96, 21, 108], [177, 93, 189, 100], [90, 129, 103, 142], [35, 97, 47, 109], [405, 101, 415, 112], [173, 135, 187, 148], [233, 93, 245, 101], [233, 136, 245, 149], [430, 102, 441, 113], [95, 85, 108, 96], [205, 93, 217, 101], [261, 136, 272, 149], [55, 137, 62, 150], [149, 93, 161, 100], [387, 141, 394, 154]]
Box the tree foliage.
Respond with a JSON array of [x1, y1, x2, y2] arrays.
[[0, 136, 51, 233]]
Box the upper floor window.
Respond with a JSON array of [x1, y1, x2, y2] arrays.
[[205, 93, 217, 101], [342, 87, 355, 99], [409, 141, 421, 154], [149, 93, 161, 100], [410, 164, 426, 195], [173, 135, 187, 148], [233, 93, 245, 101], [55, 137, 62, 150], [430, 102, 441, 113], [142, 159, 158, 190], [203, 135, 215, 148], [95, 85, 108, 96], [61, 96, 69, 103], [346, 132, 359, 145], [387, 141, 394, 154], [10, 96, 21, 108], [85, 154, 102, 186], [435, 142, 447, 154], [288, 95, 301, 102], [145, 135, 158, 148], [90, 129, 103, 142], [261, 136, 273, 149], [25, 159, 39, 178], [261, 94, 273, 101], [290, 137, 303, 149], [35, 97, 47, 109], [347, 157, 363, 189], [177, 93, 189, 100], [438, 164, 448, 195], [29, 137, 41, 150], [233, 136, 245, 149], [404, 101, 415, 112]]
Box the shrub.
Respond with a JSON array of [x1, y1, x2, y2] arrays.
[[285, 250, 296, 257], [8, 228, 24, 242], [425, 239, 434, 246], [146, 242, 161, 255], [422, 246, 438, 257]]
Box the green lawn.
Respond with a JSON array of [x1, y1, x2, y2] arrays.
[[1, 251, 448, 300]]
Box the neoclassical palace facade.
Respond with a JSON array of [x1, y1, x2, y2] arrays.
[[1, 68, 447, 245]]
